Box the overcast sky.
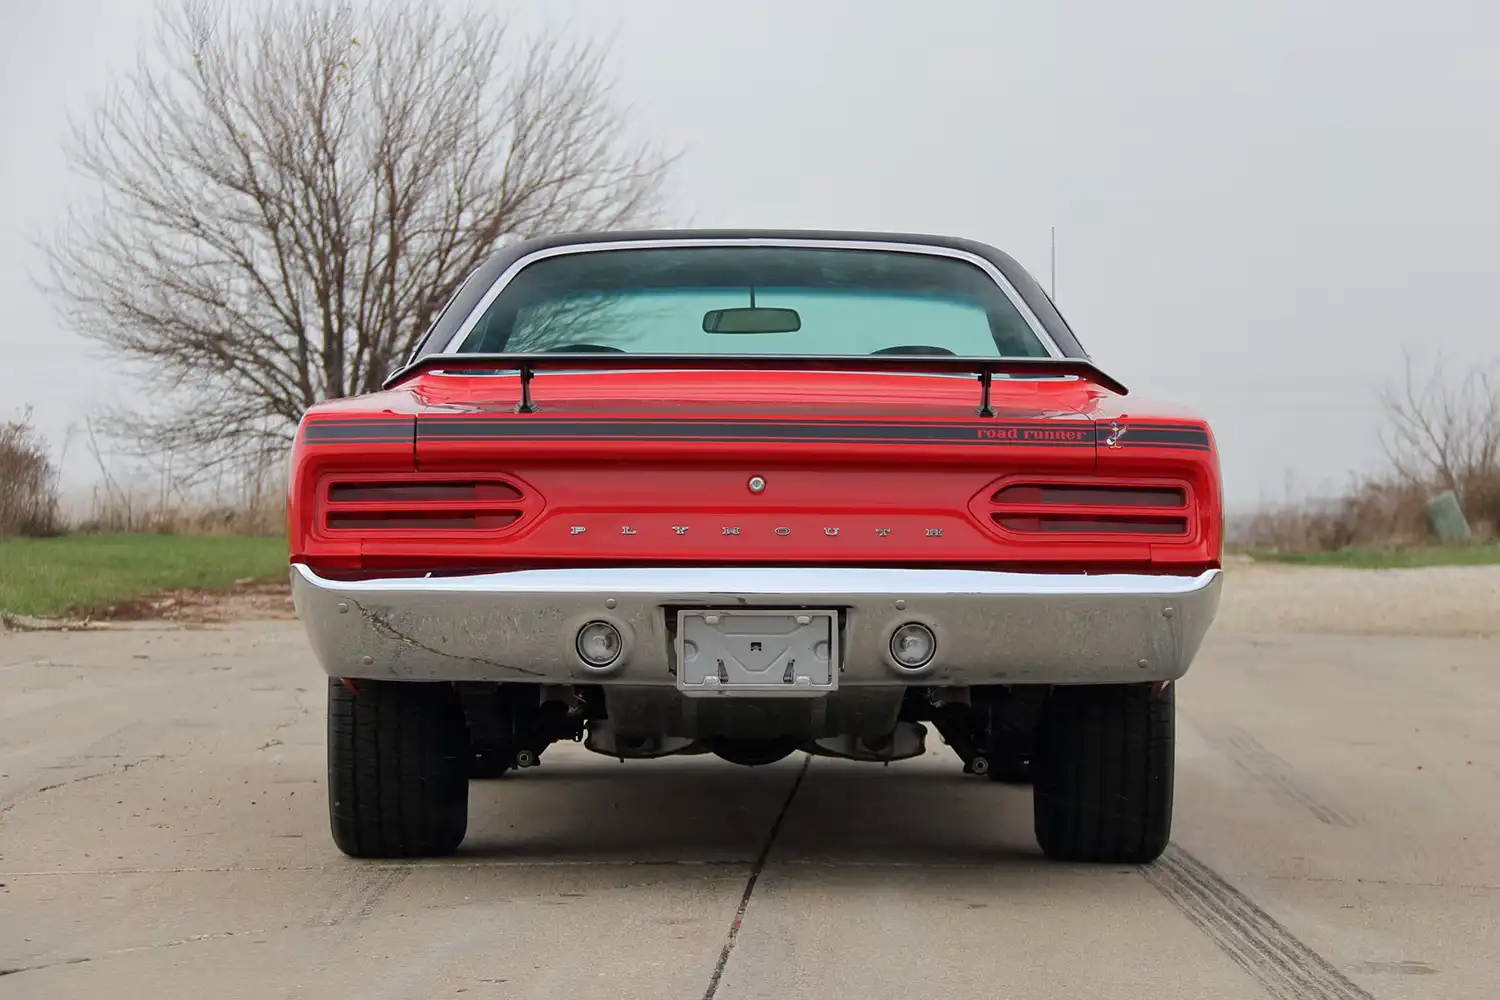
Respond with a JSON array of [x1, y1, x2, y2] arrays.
[[3, 0, 1497, 511]]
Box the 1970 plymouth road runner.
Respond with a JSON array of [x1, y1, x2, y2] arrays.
[[288, 229, 1223, 864]]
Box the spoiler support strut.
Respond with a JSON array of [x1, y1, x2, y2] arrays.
[[516, 362, 537, 413], [976, 370, 995, 418]]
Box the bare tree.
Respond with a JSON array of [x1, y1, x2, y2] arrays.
[[1378, 348, 1500, 501], [44, 0, 673, 480]]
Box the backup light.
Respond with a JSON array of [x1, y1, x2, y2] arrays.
[[576, 621, 623, 668], [890, 623, 936, 670]]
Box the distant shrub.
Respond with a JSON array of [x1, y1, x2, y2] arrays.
[[1240, 475, 1433, 553], [0, 409, 62, 537]]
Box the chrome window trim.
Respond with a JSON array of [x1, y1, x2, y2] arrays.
[[439, 237, 1065, 358]]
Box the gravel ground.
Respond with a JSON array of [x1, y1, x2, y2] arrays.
[[1218, 558, 1500, 637]]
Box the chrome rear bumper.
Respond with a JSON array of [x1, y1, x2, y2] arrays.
[[290, 564, 1221, 686]]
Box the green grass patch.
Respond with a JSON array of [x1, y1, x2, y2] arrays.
[[0, 534, 288, 618], [1246, 543, 1500, 569]]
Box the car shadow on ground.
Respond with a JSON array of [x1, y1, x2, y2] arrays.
[[457, 754, 1049, 867]]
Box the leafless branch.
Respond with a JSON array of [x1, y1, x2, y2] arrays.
[[1377, 348, 1500, 502], [42, 0, 674, 483]]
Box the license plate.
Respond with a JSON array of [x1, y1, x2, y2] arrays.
[[675, 609, 839, 697]]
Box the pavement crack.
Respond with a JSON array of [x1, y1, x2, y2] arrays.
[[0, 755, 171, 818], [349, 598, 545, 677], [701, 755, 811, 1000], [2, 859, 757, 877], [0, 928, 272, 979], [1141, 844, 1377, 1000], [0, 957, 92, 977]]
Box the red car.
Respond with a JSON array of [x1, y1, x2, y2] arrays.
[[288, 230, 1223, 864]]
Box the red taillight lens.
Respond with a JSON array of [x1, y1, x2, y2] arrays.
[[326, 511, 521, 530], [992, 484, 1185, 508], [328, 482, 522, 503], [995, 515, 1186, 534], [323, 479, 527, 532], [987, 482, 1191, 537]]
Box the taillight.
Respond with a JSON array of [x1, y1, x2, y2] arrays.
[[986, 482, 1191, 536], [328, 482, 521, 504], [992, 484, 1185, 508], [323, 479, 528, 532]]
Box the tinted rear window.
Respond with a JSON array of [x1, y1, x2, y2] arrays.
[[450, 246, 1053, 358]]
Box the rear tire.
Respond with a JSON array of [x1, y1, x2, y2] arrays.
[[327, 678, 470, 858], [1032, 682, 1174, 863]]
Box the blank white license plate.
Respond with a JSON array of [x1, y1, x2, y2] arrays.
[[675, 609, 839, 697]]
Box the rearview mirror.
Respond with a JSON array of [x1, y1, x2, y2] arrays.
[[702, 307, 801, 334]]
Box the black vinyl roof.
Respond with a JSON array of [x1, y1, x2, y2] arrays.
[[407, 229, 1088, 362]]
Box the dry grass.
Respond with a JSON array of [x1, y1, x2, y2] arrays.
[[1239, 468, 1500, 556], [1239, 476, 1436, 553], [72, 483, 286, 537], [70, 424, 287, 537], [2, 412, 285, 539]]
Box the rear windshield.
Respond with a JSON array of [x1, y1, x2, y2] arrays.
[[449, 246, 1053, 358]]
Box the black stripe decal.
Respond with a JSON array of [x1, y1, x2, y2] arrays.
[[301, 417, 413, 446], [1097, 425, 1211, 450], [414, 420, 1095, 446], [302, 428, 411, 443], [1118, 433, 1210, 447]]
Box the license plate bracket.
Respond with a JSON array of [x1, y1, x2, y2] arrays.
[[674, 609, 839, 697]]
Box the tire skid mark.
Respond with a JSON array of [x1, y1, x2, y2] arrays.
[[1217, 726, 1357, 828], [310, 865, 411, 927], [1143, 845, 1377, 1000]]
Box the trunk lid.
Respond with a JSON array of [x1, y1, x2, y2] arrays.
[[294, 369, 1218, 574]]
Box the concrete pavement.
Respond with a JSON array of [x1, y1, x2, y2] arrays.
[[2, 618, 1497, 999]]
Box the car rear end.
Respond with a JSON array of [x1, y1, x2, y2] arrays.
[[288, 232, 1223, 865]]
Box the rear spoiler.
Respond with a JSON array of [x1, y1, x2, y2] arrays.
[[383, 352, 1129, 415]]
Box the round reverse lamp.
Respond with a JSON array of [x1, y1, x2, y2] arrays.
[[576, 621, 623, 668], [890, 623, 936, 669]]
